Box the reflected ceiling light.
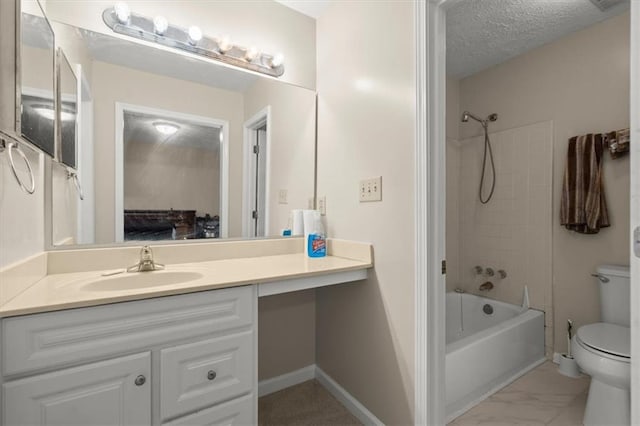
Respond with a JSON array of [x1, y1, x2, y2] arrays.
[[219, 131, 224, 143], [33, 106, 75, 121], [102, 6, 284, 77], [114, 2, 130, 24], [153, 16, 168, 35], [153, 121, 180, 135], [244, 46, 259, 62], [218, 35, 233, 53], [187, 26, 202, 45]]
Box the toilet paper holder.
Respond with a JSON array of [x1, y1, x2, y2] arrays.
[[590, 273, 610, 283]]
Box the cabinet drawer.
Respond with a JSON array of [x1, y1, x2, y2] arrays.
[[2, 286, 253, 376], [3, 352, 151, 426], [160, 331, 254, 421], [163, 394, 254, 426]]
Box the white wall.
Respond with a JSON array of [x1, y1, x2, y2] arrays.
[[456, 12, 630, 353], [315, 1, 415, 423], [51, 161, 78, 245], [0, 148, 44, 268]]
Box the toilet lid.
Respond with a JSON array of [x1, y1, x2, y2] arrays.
[[577, 323, 630, 358]]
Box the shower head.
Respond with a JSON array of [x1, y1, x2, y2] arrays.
[[461, 111, 498, 125]]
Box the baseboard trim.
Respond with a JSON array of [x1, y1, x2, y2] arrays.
[[258, 365, 316, 397], [258, 365, 384, 425], [315, 366, 384, 426], [553, 352, 562, 364]]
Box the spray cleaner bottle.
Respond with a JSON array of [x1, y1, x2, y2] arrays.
[[304, 210, 326, 258]]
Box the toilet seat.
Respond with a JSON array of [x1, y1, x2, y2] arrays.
[[576, 323, 630, 361]]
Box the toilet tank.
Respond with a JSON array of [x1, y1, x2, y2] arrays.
[[597, 264, 630, 327]]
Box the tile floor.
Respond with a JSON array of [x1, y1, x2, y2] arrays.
[[449, 361, 590, 425]]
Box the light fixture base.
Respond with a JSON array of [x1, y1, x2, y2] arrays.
[[102, 7, 284, 77]]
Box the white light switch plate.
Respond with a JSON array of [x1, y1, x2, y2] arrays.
[[278, 189, 288, 204], [359, 177, 382, 202], [318, 196, 326, 215]]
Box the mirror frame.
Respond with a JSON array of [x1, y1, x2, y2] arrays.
[[56, 47, 79, 170]]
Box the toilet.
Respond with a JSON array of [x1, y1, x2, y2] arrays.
[[572, 265, 630, 426]]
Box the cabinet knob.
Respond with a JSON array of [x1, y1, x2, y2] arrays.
[[135, 375, 146, 386], [207, 370, 217, 381]]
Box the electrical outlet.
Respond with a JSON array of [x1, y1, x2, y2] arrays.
[[318, 196, 326, 215], [359, 176, 382, 202], [278, 189, 288, 204]]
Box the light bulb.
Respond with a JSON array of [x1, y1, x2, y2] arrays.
[[153, 16, 168, 35], [218, 35, 232, 53], [271, 53, 284, 68], [245, 46, 259, 61], [187, 26, 202, 45], [114, 2, 130, 24]]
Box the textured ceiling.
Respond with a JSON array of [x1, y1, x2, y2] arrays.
[[124, 111, 221, 152], [447, 0, 629, 78]]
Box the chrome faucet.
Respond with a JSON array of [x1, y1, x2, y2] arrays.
[[127, 246, 165, 272], [479, 281, 494, 291]]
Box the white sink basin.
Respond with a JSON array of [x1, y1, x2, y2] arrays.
[[82, 271, 204, 292]]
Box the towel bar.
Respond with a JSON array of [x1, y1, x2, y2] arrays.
[[0, 135, 35, 195]]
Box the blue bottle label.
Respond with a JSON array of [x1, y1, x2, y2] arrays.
[[307, 234, 326, 257]]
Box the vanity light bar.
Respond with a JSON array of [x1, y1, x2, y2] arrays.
[[102, 5, 284, 77]]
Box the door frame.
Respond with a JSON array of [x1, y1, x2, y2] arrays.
[[242, 106, 271, 238], [630, 2, 639, 423], [417, 1, 640, 424], [114, 102, 229, 241]]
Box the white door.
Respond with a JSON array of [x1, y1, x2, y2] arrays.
[[249, 125, 267, 237], [3, 353, 151, 426]]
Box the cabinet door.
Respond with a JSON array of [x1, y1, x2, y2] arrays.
[[3, 352, 151, 426], [163, 394, 254, 426]]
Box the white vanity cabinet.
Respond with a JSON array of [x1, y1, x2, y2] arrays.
[[0, 285, 257, 426]]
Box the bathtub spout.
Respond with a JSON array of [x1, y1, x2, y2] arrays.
[[479, 281, 494, 291]]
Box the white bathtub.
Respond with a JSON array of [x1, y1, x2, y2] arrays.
[[446, 292, 545, 421]]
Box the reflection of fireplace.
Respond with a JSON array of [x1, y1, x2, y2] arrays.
[[124, 209, 196, 240]]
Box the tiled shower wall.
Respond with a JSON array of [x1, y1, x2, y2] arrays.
[[447, 121, 554, 356]]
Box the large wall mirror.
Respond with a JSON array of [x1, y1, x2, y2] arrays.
[[43, 3, 317, 247]]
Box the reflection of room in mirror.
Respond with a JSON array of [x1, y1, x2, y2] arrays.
[[58, 50, 79, 169], [121, 108, 225, 242], [45, 19, 316, 247], [20, 9, 55, 156]]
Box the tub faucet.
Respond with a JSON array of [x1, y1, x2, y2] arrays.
[[479, 281, 494, 291], [127, 246, 165, 272]]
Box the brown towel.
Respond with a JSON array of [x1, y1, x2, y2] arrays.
[[560, 134, 610, 234], [604, 128, 630, 159]]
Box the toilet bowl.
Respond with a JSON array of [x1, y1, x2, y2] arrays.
[[573, 323, 630, 426]]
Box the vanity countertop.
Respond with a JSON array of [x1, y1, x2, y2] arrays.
[[0, 246, 372, 318]]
